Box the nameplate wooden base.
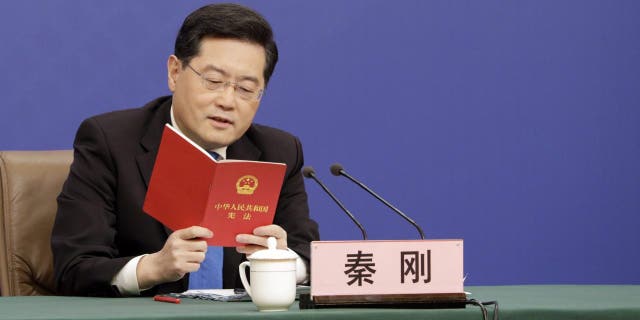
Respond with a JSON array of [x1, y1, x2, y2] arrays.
[[299, 292, 467, 309], [305, 240, 465, 309]]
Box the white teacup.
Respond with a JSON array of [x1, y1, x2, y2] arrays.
[[239, 237, 297, 312]]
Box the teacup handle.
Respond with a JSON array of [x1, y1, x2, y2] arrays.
[[238, 261, 252, 297]]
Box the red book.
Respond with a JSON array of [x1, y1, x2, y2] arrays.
[[143, 124, 286, 246]]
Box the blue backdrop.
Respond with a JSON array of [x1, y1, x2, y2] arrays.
[[1, 0, 638, 285]]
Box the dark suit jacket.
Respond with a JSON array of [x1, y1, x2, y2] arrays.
[[51, 96, 319, 296]]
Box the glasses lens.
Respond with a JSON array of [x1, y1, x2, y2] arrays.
[[200, 72, 262, 100]]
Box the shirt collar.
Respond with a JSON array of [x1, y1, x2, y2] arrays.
[[170, 105, 228, 160]]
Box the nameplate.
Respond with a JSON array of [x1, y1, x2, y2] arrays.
[[310, 240, 464, 300]]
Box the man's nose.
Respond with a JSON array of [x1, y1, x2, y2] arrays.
[[215, 83, 236, 109]]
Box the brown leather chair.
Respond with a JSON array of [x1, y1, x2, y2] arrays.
[[0, 150, 72, 296]]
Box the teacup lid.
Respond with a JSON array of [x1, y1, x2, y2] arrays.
[[247, 237, 298, 260]]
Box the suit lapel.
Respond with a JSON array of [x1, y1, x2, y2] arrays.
[[136, 99, 172, 188], [226, 131, 261, 161], [136, 98, 173, 238]]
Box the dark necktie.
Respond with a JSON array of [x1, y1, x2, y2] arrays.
[[188, 151, 223, 289]]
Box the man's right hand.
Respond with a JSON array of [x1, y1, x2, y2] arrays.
[[136, 226, 212, 290]]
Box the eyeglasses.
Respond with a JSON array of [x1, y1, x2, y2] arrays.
[[186, 64, 264, 101]]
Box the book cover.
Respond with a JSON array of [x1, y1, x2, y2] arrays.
[[143, 124, 287, 246]]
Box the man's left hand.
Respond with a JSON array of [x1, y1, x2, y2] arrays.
[[235, 224, 287, 255]]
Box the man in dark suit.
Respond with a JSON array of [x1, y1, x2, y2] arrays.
[[51, 3, 319, 297]]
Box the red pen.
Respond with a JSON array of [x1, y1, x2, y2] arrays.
[[154, 294, 181, 304]]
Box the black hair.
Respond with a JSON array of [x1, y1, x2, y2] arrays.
[[174, 3, 278, 84]]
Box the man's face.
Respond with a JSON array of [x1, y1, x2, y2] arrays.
[[168, 37, 266, 150]]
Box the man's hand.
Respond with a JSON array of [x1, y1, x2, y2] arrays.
[[235, 224, 287, 255], [136, 226, 212, 290]]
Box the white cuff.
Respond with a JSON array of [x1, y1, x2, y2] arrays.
[[111, 255, 146, 296], [288, 248, 309, 284]]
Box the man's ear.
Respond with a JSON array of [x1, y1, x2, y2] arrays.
[[167, 55, 181, 92]]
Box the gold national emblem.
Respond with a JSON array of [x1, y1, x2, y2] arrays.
[[236, 175, 258, 195]]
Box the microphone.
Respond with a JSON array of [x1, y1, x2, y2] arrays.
[[302, 166, 367, 240], [330, 163, 425, 239]]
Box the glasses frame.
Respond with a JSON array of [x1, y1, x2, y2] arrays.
[[185, 63, 264, 101]]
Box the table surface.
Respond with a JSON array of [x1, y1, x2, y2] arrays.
[[0, 285, 638, 320]]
